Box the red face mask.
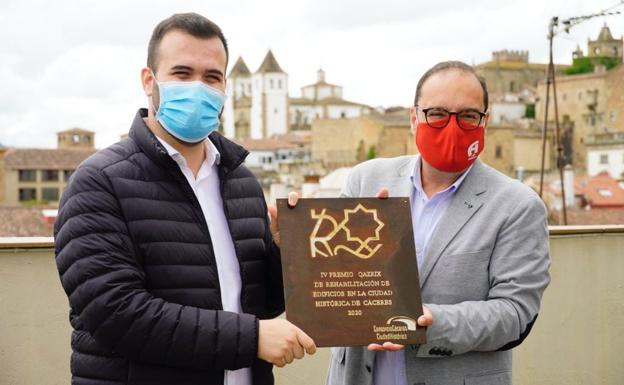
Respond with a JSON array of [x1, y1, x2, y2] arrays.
[[415, 116, 484, 173]]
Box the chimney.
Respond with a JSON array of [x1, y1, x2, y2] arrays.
[[41, 209, 58, 225], [563, 164, 575, 208]]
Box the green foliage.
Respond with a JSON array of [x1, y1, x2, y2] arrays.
[[366, 145, 376, 160], [565, 57, 620, 75], [21, 200, 48, 207]]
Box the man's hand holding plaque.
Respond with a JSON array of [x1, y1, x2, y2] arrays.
[[270, 189, 429, 348]]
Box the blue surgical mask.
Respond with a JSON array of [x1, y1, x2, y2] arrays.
[[153, 75, 227, 143]]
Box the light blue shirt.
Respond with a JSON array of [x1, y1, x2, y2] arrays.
[[373, 155, 473, 385]]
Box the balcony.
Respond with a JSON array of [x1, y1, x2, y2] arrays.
[[1, 227, 623, 384]]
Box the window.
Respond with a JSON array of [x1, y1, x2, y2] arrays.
[[578, 91, 583, 100], [18, 170, 37, 182], [278, 79, 282, 89], [41, 170, 59, 182], [597, 188, 613, 197], [72, 134, 80, 143], [600, 154, 609, 164], [270, 79, 274, 89], [64, 170, 74, 182], [495, 145, 503, 159], [562, 93, 567, 101], [610, 111, 616, 122], [594, 47, 601, 55], [19, 188, 37, 202], [340, 111, 347, 118], [42, 188, 59, 201]]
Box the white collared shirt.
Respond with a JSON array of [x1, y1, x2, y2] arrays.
[[156, 136, 252, 385]]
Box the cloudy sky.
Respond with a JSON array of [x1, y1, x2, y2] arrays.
[[1, 0, 622, 149]]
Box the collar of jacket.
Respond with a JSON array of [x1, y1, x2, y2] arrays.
[[129, 108, 249, 175]]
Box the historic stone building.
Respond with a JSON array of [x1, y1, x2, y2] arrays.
[[536, 23, 624, 171], [311, 107, 549, 177], [0, 128, 95, 207], [223, 50, 371, 140], [310, 108, 414, 169], [475, 50, 568, 97]]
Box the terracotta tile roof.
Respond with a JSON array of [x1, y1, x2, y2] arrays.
[[552, 207, 624, 225], [584, 172, 624, 208], [0, 207, 54, 237], [57, 127, 94, 135], [273, 132, 312, 146], [235, 138, 299, 151], [3, 148, 95, 170], [301, 80, 342, 89], [289, 96, 369, 107]]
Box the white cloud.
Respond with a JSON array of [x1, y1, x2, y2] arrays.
[[0, 0, 622, 148]]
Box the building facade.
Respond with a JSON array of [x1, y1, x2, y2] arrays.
[[475, 50, 568, 97], [0, 128, 95, 207], [586, 132, 624, 179], [536, 23, 624, 171], [223, 51, 371, 140]]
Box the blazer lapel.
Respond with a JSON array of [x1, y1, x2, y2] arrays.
[[418, 161, 488, 287], [388, 156, 417, 198]]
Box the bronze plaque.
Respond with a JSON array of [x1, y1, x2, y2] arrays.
[[277, 197, 426, 347]]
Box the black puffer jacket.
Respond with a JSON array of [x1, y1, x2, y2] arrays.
[[54, 109, 284, 385]]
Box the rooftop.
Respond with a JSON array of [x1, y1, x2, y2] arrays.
[[2, 148, 95, 170], [256, 50, 285, 74], [0, 207, 54, 237], [228, 56, 251, 78]]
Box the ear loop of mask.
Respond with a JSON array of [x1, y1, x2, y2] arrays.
[[149, 69, 160, 115]]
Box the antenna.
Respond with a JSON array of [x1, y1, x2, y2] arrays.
[[538, 1, 624, 225]]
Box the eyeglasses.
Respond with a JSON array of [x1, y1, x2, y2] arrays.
[[417, 106, 487, 130]]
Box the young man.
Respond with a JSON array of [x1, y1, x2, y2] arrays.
[[54, 13, 314, 385]]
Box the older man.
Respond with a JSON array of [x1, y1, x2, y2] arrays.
[[326, 61, 550, 385]]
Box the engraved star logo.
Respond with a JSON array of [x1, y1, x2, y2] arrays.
[[342, 204, 385, 244]]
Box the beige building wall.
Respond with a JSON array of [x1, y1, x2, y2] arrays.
[[536, 71, 609, 170], [606, 65, 624, 132], [311, 116, 384, 167], [376, 125, 414, 159], [2, 229, 623, 384], [481, 125, 515, 175], [4, 170, 20, 206], [0, 149, 6, 205], [2, 169, 67, 207], [514, 136, 552, 172]]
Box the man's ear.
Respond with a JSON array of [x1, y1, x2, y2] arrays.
[[409, 106, 419, 134], [141, 67, 155, 97]]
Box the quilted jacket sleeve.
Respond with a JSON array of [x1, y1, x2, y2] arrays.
[[54, 165, 259, 371]]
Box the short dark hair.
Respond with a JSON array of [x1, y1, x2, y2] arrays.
[[147, 13, 229, 72], [413, 61, 489, 110]]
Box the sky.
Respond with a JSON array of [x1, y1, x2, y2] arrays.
[[0, 0, 622, 149]]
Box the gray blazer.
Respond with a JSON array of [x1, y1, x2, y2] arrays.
[[326, 156, 550, 385]]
